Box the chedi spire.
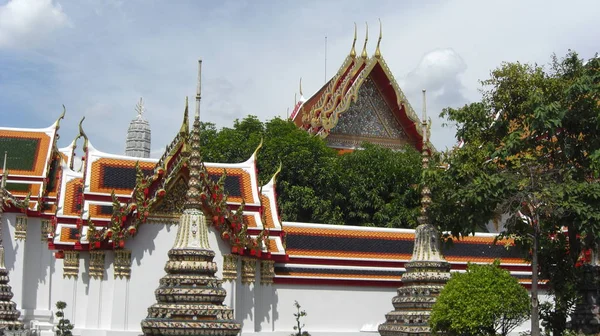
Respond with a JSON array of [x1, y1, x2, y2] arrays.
[[140, 60, 241, 336], [125, 97, 152, 158], [378, 90, 451, 336]]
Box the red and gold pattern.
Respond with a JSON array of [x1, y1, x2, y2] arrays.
[[205, 167, 255, 204]]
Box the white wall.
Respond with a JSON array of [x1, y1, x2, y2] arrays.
[[1, 213, 548, 336]]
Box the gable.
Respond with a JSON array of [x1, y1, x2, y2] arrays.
[[326, 76, 409, 150]]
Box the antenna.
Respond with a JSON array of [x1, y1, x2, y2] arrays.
[[324, 36, 328, 83]]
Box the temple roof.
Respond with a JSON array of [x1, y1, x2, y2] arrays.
[[292, 23, 429, 152], [0, 62, 534, 288], [0, 110, 63, 212], [275, 222, 536, 287]]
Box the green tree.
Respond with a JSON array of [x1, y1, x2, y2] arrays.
[[199, 116, 424, 227], [429, 51, 600, 335], [430, 261, 530, 336], [336, 143, 422, 227]]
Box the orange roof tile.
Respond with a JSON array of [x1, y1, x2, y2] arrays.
[[0, 130, 52, 176]]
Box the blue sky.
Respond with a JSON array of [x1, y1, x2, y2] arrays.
[[1, 0, 599, 157]]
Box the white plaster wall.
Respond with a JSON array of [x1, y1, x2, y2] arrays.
[[271, 284, 394, 333], [0, 214, 551, 336]]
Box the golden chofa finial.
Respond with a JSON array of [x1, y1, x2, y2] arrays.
[[374, 18, 382, 58], [361, 22, 369, 58], [179, 96, 189, 134], [299, 77, 304, 97], [350, 22, 357, 57]]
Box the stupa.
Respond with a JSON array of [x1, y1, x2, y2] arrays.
[[378, 91, 451, 336], [0, 152, 24, 333], [125, 98, 152, 158], [140, 60, 241, 336]]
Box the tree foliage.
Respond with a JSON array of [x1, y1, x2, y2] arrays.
[[430, 261, 530, 336], [428, 51, 600, 334], [199, 116, 422, 228]]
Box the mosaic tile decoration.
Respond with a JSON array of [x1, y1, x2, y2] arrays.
[[59, 227, 79, 244], [206, 167, 255, 204], [284, 226, 527, 264], [0, 130, 51, 176], [63, 178, 83, 216], [330, 77, 406, 139], [89, 158, 154, 194]]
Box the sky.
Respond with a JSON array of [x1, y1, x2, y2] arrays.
[[0, 0, 599, 157]]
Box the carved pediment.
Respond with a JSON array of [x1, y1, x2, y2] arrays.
[[150, 176, 188, 219], [330, 77, 407, 140]]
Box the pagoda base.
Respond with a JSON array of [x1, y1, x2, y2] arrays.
[[140, 320, 241, 336], [378, 260, 450, 336]]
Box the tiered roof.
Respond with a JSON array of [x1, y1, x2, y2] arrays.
[[291, 22, 428, 152], [0, 109, 64, 214]]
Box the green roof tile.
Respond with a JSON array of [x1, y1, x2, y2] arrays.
[[0, 137, 40, 172]]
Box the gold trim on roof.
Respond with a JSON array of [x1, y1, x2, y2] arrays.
[[350, 23, 357, 57]]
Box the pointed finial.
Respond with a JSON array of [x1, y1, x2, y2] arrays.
[[54, 105, 66, 130], [195, 59, 202, 120], [252, 137, 264, 159], [274, 160, 282, 180], [350, 22, 358, 57], [374, 19, 382, 58], [78, 117, 88, 142], [361, 22, 369, 58], [180, 96, 189, 134], [135, 97, 145, 117], [299, 77, 303, 97], [184, 59, 204, 210], [418, 89, 432, 225], [1, 151, 7, 189], [422, 89, 428, 145]]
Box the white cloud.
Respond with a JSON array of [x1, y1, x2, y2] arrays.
[[403, 48, 467, 104], [0, 0, 69, 49], [1, 1, 599, 156]]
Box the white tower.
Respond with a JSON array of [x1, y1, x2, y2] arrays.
[[125, 98, 151, 158]]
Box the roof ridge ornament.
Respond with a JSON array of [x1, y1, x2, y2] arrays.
[[299, 77, 303, 97], [54, 105, 66, 131], [350, 22, 357, 57], [77, 117, 89, 150], [374, 18, 382, 59], [252, 137, 264, 160], [361, 22, 369, 59], [179, 97, 189, 135]]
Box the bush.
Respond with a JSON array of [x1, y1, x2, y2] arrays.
[[55, 301, 74, 336], [430, 260, 530, 336]]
